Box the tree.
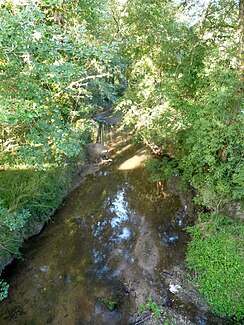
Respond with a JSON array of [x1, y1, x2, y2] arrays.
[[0, 0, 125, 294], [0, 0, 123, 168], [116, 2, 243, 319], [117, 0, 243, 210]]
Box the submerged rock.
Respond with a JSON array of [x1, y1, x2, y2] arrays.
[[86, 143, 109, 164], [135, 233, 159, 272]]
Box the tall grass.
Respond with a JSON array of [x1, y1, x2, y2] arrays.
[[0, 164, 74, 270]]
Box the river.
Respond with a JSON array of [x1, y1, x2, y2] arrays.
[[0, 131, 224, 325]]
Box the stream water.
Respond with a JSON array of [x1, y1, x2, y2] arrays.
[[0, 131, 224, 325]]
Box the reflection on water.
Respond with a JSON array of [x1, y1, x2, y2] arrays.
[[110, 190, 129, 228], [0, 136, 222, 325]]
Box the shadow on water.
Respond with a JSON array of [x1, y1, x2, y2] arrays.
[[0, 130, 224, 325]]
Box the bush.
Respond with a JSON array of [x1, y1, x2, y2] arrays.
[[186, 214, 244, 322]]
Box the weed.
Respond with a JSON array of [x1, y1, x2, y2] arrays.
[[0, 279, 9, 301], [140, 297, 161, 319]]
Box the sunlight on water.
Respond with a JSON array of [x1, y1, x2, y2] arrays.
[[110, 190, 129, 227]]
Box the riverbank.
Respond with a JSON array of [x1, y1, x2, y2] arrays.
[[0, 162, 75, 274], [0, 121, 243, 323], [141, 141, 244, 323]]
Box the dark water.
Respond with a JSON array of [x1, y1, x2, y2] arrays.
[[0, 134, 223, 325]]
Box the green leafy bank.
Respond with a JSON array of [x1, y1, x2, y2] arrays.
[[186, 214, 244, 322], [0, 165, 74, 270]]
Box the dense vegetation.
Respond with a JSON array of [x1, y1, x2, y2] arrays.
[[0, 0, 124, 282], [118, 0, 243, 212], [116, 1, 243, 321], [0, 0, 243, 321], [186, 214, 243, 321]]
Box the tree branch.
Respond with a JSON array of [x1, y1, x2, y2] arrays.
[[66, 73, 109, 90], [53, 73, 109, 98]]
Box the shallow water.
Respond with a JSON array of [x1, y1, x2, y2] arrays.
[[0, 134, 223, 325]]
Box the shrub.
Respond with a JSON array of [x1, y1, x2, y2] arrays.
[[186, 214, 244, 322]]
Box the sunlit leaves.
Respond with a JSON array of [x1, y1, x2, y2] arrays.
[[118, 0, 243, 212], [0, 0, 123, 168]]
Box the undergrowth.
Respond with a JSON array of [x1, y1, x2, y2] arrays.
[[140, 297, 161, 318], [186, 213, 244, 322], [0, 164, 74, 300]]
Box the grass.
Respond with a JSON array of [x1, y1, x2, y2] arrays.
[[0, 164, 74, 273]]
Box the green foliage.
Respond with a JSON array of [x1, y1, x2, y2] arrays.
[[0, 0, 127, 279], [0, 3, 243, 324], [139, 297, 161, 319], [117, 0, 243, 212], [186, 214, 244, 321], [0, 0, 124, 168], [116, 3, 243, 322], [0, 0, 124, 266], [146, 158, 179, 182], [0, 202, 30, 232], [0, 279, 9, 301], [100, 298, 118, 311]]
